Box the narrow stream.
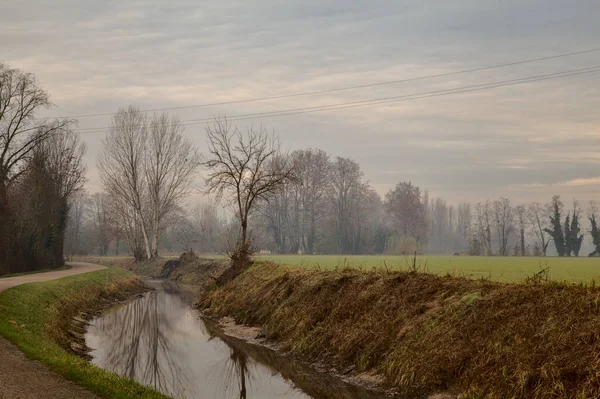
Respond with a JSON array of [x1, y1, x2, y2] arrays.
[[85, 280, 389, 399]]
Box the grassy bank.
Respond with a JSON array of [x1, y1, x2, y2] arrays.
[[0, 268, 170, 399], [201, 262, 600, 398], [77, 254, 228, 286]]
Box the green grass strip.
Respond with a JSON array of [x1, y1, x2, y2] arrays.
[[0, 267, 170, 399]]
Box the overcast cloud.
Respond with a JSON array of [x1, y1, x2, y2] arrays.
[[2, 0, 599, 204]]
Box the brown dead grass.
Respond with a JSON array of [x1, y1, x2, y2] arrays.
[[200, 262, 600, 398], [46, 275, 148, 355]]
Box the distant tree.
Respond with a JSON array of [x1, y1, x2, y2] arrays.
[[468, 237, 482, 256], [294, 149, 330, 254], [532, 241, 542, 257], [564, 213, 572, 257], [65, 191, 89, 259], [329, 157, 364, 254], [493, 198, 514, 256], [90, 193, 112, 255], [473, 201, 493, 256], [456, 203, 472, 251], [568, 200, 584, 257], [515, 205, 527, 256], [191, 202, 222, 253], [528, 202, 550, 256], [589, 202, 600, 257], [384, 181, 427, 252], [545, 195, 565, 256], [175, 217, 199, 254]]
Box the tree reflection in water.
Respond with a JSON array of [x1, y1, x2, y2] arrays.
[[89, 291, 196, 399], [87, 283, 387, 399]]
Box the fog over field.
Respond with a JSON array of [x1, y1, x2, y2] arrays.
[[2, 0, 599, 204]]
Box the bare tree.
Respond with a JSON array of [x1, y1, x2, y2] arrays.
[[176, 217, 199, 254], [202, 118, 294, 274], [39, 129, 87, 201], [515, 205, 527, 256], [384, 181, 427, 253], [146, 113, 199, 257], [90, 193, 113, 255], [473, 201, 493, 255], [493, 198, 514, 256], [65, 191, 89, 260], [456, 202, 472, 251], [0, 63, 74, 186], [293, 149, 330, 254], [330, 157, 364, 254], [527, 202, 549, 256], [98, 106, 151, 258], [98, 106, 198, 259]]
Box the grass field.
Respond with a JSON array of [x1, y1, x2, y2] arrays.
[[256, 254, 600, 283]]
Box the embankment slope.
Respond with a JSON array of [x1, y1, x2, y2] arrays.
[[201, 263, 600, 398], [0, 267, 169, 399]]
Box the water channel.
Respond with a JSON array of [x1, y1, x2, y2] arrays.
[[85, 280, 389, 399]]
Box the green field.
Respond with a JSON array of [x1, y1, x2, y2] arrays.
[[256, 255, 600, 283]]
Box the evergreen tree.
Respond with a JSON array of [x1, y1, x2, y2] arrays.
[[564, 213, 572, 257], [570, 209, 584, 257], [545, 195, 565, 256], [589, 214, 600, 257]]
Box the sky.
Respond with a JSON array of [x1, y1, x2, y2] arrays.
[[2, 0, 599, 206]]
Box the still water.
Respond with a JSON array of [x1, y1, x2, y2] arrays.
[[85, 280, 388, 399]]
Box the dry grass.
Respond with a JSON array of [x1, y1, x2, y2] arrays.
[[75, 254, 228, 286], [46, 275, 148, 354], [200, 262, 600, 398]]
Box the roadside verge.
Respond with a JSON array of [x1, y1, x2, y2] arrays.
[[0, 267, 170, 399]]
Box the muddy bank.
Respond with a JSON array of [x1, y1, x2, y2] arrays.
[[200, 263, 600, 398], [203, 317, 393, 399], [48, 275, 149, 359]]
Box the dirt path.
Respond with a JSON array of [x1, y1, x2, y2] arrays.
[[0, 262, 106, 399]]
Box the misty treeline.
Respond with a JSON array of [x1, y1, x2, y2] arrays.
[[0, 63, 86, 275], [250, 153, 599, 257], [85, 107, 599, 259], [79, 139, 600, 259]]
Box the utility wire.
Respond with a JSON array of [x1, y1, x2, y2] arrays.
[[49, 47, 600, 119], [74, 65, 600, 135]]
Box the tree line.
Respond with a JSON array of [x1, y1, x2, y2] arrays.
[[84, 120, 600, 259], [0, 63, 86, 275]]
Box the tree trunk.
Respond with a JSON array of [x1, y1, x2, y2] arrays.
[[151, 227, 159, 258], [139, 212, 152, 260], [240, 219, 247, 250]]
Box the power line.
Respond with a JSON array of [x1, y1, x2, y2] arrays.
[[74, 65, 600, 135], [51, 47, 600, 119]]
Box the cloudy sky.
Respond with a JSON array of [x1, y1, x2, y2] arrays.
[[2, 0, 599, 205]]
